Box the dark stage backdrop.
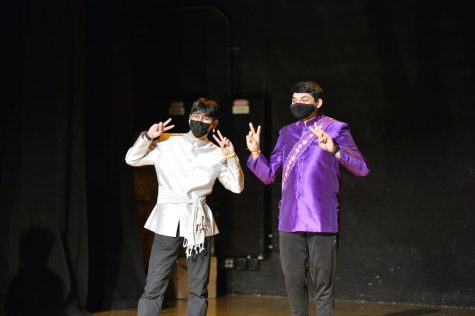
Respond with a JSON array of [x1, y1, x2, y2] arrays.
[[126, 0, 475, 307], [0, 0, 91, 315], [0, 0, 145, 314], [1, 0, 474, 314]]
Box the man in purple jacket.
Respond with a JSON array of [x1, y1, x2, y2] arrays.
[[246, 81, 369, 316]]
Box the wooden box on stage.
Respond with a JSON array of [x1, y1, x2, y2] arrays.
[[170, 256, 217, 299]]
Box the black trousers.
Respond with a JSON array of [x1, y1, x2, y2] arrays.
[[279, 232, 337, 316], [137, 233, 211, 316]]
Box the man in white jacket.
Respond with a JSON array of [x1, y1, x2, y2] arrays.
[[125, 98, 244, 316]]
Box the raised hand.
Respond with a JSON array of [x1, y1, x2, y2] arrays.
[[309, 123, 337, 153], [212, 130, 235, 156], [246, 122, 261, 153], [147, 118, 175, 139]]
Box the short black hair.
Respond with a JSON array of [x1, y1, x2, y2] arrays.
[[190, 98, 220, 120], [291, 81, 325, 101]]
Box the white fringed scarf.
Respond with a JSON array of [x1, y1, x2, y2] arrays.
[[156, 187, 209, 258]]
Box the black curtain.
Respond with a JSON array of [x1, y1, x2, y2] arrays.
[[0, 0, 144, 314], [1, 0, 90, 314], [85, 0, 145, 311]]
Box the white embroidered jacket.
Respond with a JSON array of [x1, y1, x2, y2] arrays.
[[125, 131, 244, 238]]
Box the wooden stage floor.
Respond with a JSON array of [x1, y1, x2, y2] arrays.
[[93, 295, 475, 316]]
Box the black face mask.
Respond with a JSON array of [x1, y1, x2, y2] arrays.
[[189, 120, 211, 138], [290, 103, 316, 120]]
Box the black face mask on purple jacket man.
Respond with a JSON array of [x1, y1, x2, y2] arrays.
[[290, 103, 316, 120]]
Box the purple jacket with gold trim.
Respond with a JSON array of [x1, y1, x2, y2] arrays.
[[247, 115, 369, 233]]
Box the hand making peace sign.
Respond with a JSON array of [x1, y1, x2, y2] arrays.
[[309, 123, 338, 154], [146, 118, 175, 139], [246, 122, 261, 153], [212, 130, 235, 156]]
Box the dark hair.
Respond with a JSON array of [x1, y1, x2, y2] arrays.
[[291, 81, 325, 101], [190, 98, 220, 119]]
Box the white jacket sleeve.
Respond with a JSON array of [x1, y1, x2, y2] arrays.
[[217, 155, 244, 194], [125, 133, 160, 166]]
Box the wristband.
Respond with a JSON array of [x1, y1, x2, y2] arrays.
[[226, 152, 237, 159], [144, 131, 153, 141], [331, 144, 340, 156]]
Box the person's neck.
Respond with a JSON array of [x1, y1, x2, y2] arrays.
[[302, 111, 320, 125]]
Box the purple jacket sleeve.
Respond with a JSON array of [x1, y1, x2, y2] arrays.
[[246, 133, 284, 185], [334, 124, 369, 176]]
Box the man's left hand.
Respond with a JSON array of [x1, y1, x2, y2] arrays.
[[310, 123, 338, 154], [213, 130, 235, 157]]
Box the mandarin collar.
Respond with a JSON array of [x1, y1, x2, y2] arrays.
[[184, 131, 210, 147], [296, 114, 325, 128]]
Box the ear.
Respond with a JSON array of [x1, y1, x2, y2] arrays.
[[316, 98, 323, 109], [212, 119, 219, 128]]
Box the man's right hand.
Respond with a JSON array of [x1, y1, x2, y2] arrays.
[[146, 118, 175, 139], [246, 122, 261, 154]]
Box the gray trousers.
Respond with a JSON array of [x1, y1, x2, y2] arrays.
[[279, 232, 337, 316], [137, 233, 211, 316]]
